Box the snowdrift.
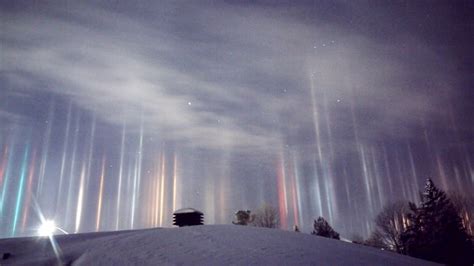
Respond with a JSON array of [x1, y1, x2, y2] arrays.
[[0, 225, 438, 265]]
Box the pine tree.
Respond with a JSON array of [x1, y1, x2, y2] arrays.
[[400, 179, 472, 265], [311, 217, 340, 240]]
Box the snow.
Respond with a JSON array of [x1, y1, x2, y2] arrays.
[[173, 208, 203, 214], [0, 225, 438, 265]]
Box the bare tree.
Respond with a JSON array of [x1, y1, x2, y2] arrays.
[[373, 201, 410, 253], [350, 234, 365, 244], [251, 204, 279, 228], [364, 231, 387, 249]]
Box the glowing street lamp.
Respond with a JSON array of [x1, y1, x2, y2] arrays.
[[37, 219, 57, 237], [37, 219, 69, 237]]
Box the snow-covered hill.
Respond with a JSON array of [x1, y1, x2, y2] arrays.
[[0, 225, 438, 265]]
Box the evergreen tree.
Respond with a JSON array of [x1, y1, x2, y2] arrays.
[[311, 217, 340, 240], [400, 179, 472, 265]]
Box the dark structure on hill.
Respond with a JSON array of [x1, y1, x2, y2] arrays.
[[173, 208, 204, 227]]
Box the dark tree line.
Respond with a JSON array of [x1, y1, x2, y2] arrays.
[[400, 179, 472, 265], [232, 204, 279, 228], [232, 179, 472, 265], [233, 205, 341, 240], [364, 179, 473, 265]]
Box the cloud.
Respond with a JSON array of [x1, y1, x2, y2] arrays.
[[0, 1, 459, 153]]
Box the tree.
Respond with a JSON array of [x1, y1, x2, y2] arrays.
[[350, 234, 364, 245], [251, 204, 279, 228], [372, 201, 410, 253], [311, 217, 340, 240], [364, 231, 387, 249], [448, 191, 474, 236], [232, 210, 253, 225], [400, 179, 472, 265]]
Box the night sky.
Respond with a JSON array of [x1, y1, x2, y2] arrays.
[[1, 0, 473, 238]]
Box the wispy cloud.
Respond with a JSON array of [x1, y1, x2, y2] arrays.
[[1, 1, 458, 151]]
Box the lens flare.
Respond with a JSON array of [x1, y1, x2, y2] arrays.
[[38, 219, 56, 237]]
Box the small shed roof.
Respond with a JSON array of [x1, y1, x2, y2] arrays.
[[173, 208, 203, 214]]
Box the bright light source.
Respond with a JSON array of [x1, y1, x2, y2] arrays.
[[38, 219, 56, 237]]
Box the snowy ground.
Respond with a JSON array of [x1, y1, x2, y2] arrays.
[[0, 225, 438, 265]]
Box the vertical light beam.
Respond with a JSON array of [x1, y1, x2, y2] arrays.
[[75, 163, 86, 233], [22, 148, 37, 232], [96, 156, 106, 231], [0, 141, 15, 217], [159, 153, 166, 226], [12, 142, 30, 236], [37, 99, 55, 196], [115, 122, 126, 230], [277, 153, 288, 230], [172, 152, 178, 212], [65, 111, 80, 228], [56, 102, 72, 213], [0, 145, 8, 187]]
